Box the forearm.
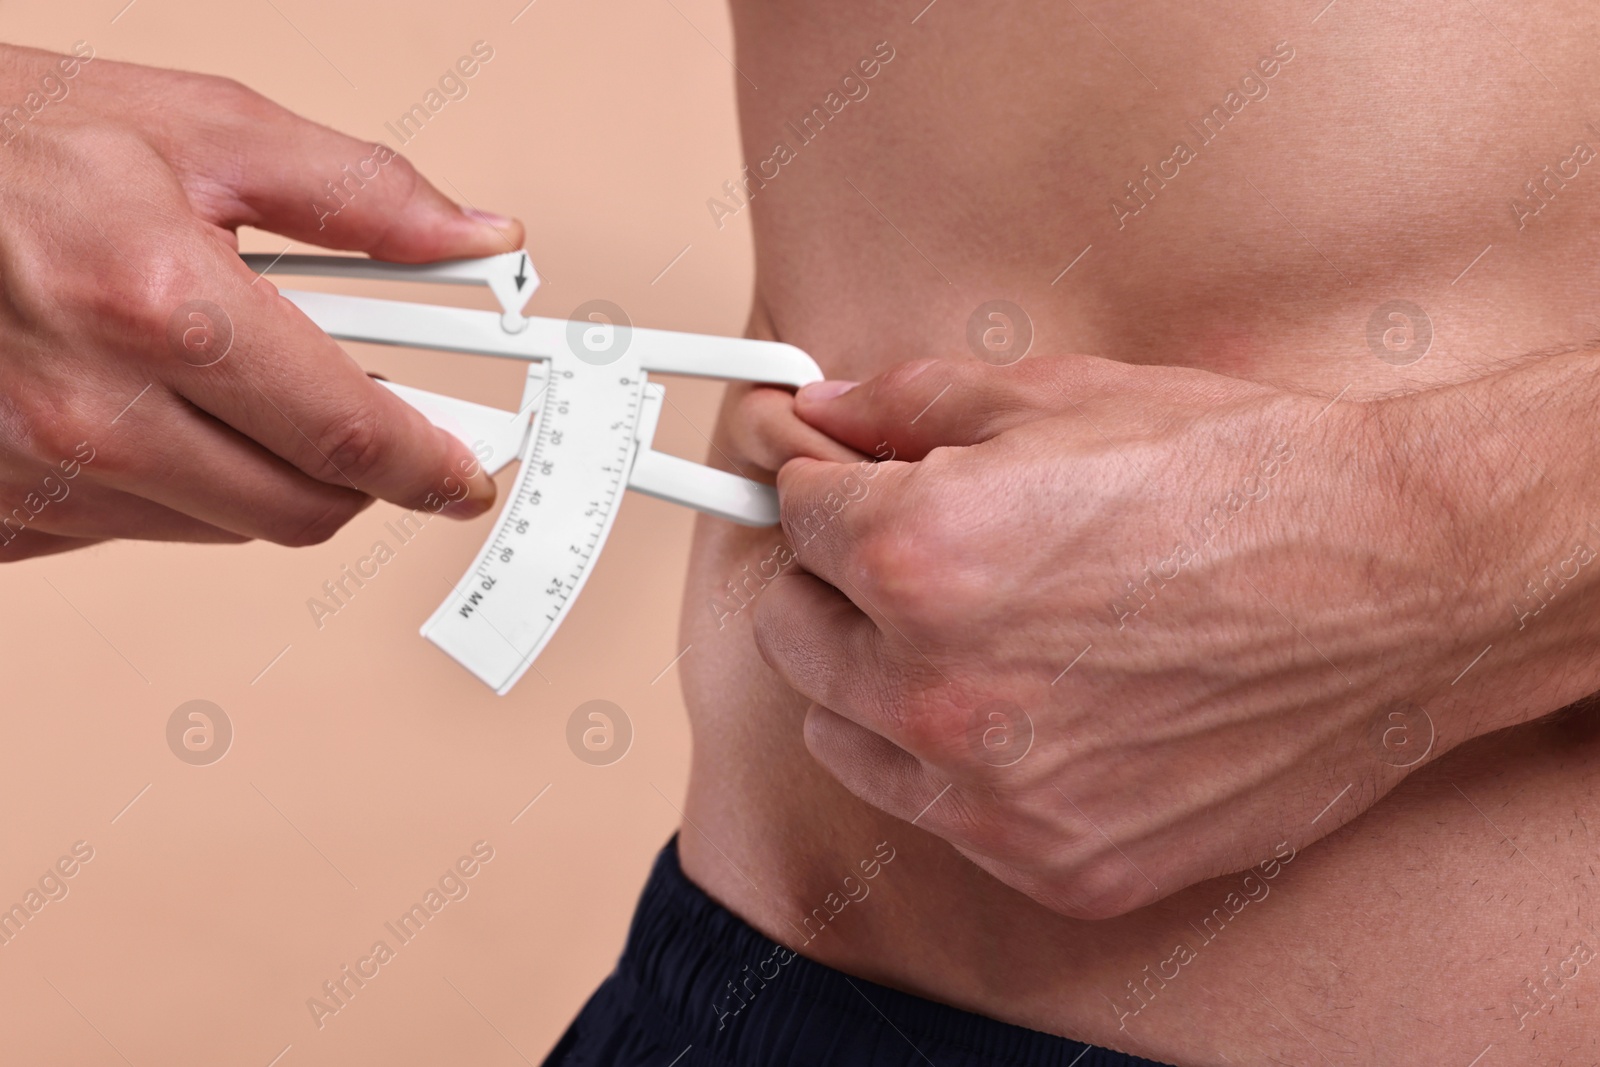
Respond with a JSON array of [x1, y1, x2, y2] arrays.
[[1375, 346, 1600, 740]]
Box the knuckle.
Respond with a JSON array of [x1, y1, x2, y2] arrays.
[[198, 72, 249, 102], [84, 251, 206, 352], [375, 150, 424, 213], [6, 392, 114, 479], [34, 119, 147, 171], [850, 480, 954, 630], [202, 74, 281, 123], [880, 687, 966, 758], [311, 406, 389, 486], [385, 149, 422, 187], [216, 75, 265, 107], [854, 529, 942, 626], [882, 458, 1000, 626], [9, 387, 82, 462], [1025, 829, 1157, 919], [1051, 858, 1152, 920]]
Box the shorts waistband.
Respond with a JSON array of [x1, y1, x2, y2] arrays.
[[606, 836, 1172, 1067]]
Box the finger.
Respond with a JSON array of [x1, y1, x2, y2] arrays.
[[146, 237, 497, 518], [756, 573, 970, 769], [775, 454, 911, 598], [8, 480, 252, 543], [725, 385, 866, 478], [807, 721, 1143, 918], [148, 76, 523, 262], [90, 386, 379, 545], [0, 530, 107, 562], [802, 703, 945, 822], [806, 706, 1045, 901], [752, 571, 899, 724], [794, 358, 1076, 460]]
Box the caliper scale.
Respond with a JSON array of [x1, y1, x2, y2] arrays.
[[243, 251, 821, 694]]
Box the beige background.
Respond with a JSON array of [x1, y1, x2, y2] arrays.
[[0, 1, 750, 1062]]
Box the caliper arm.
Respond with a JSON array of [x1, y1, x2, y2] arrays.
[[240, 252, 823, 527]]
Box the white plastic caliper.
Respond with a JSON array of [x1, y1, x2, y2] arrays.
[[242, 251, 821, 694]]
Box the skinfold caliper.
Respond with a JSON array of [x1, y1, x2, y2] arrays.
[[242, 251, 821, 694]]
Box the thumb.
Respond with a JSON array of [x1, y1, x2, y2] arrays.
[[166, 86, 521, 262], [794, 358, 1072, 461]]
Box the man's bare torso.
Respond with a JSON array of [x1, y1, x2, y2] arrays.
[[677, 3, 1600, 1063]]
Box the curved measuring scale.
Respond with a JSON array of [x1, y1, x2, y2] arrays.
[[241, 251, 822, 694]]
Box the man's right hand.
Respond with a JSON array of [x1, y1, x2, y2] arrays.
[[0, 43, 521, 561]]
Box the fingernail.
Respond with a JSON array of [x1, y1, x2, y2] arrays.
[[444, 467, 497, 520], [799, 380, 858, 402], [463, 207, 516, 229]]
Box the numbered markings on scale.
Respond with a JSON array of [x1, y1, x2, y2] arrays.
[[421, 359, 650, 694]]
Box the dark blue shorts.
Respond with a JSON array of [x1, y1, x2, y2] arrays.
[[542, 837, 1175, 1067]]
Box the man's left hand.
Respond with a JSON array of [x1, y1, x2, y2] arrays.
[[751, 355, 1600, 918]]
